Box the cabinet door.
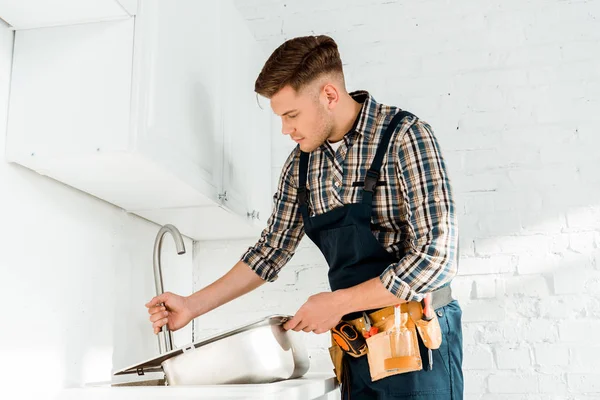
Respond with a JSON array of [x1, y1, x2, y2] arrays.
[[244, 70, 272, 228], [7, 18, 134, 161], [0, 0, 130, 30], [247, 97, 273, 228], [116, 0, 137, 15], [220, 0, 271, 223], [131, 0, 224, 205]]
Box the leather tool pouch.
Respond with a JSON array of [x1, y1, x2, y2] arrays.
[[365, 310, 422, 381], [328, 340, 344, 384], [328, 301, 444, 384], [407, 301, 443, 350]]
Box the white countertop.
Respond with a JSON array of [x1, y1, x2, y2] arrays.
[[58, 373, 339, 400]]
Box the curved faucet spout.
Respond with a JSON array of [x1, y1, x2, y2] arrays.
[[153, 224, 186, 354]]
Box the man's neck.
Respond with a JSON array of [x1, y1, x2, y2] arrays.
[[328, 94, 362, 143]]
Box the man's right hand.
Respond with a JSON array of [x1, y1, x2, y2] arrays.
[[144, 261, 266, 335], [145, 292, 194, 334]]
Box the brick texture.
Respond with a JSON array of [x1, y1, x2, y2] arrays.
[[194, 0, 600, 396]]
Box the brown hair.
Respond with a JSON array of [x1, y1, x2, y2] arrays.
[[255, 35, 344, 98]]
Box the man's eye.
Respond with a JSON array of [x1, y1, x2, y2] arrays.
[[288, 114, 298, 119]]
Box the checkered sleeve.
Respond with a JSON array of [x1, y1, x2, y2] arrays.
[[379, 119, 459, 301], [240, 148, 305, 282]]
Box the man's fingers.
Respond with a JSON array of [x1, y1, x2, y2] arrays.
[[145, 297, 158, 308], [145, 293, 168, 308], [283, 318, 319, 333], [283, 315, 301, 331], [153, 317, 169, 332], [149, 310, 168, 323], [146, 293, 173, 334], [147, 305, 166, 315], [293, 320, 308, 332]]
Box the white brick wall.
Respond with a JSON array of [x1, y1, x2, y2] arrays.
[[193, 0, 600, 397]]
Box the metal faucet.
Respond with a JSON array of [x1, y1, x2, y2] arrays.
[[153, 224, 186, 354]]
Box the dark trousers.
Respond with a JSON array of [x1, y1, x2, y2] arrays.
[[342, 300, 464, 399]]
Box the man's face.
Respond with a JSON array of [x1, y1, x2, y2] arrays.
[[270, 84, 334, 153]]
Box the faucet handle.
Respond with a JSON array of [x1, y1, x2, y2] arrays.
[[153, 224, 186, 355]]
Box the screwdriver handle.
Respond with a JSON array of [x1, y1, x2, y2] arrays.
[[421, 293, 434, 321]]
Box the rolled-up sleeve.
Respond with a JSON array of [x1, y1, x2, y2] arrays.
[[380, 119, 459, 301], [240, 148, 305, 282]]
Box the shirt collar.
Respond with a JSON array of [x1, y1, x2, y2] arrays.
[[348, 90, 380, 141]]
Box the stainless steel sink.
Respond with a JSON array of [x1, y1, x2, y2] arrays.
[[113, 224, 310, 385], [114, 315, 310, 385], [111, 378, 165, 387]]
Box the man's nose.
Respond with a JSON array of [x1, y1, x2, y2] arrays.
[[281, 122, 295, 136]]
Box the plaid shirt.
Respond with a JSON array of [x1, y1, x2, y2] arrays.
[[241, 91, 458, 302]]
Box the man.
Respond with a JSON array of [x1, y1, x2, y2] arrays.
[[146, 35, 463, 399]]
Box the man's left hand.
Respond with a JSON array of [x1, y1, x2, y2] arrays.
[[283, 291, 347, 334]]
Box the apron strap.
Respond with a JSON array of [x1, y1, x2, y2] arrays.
[[297, 151, 310, 218], [362, 110, 416, 205], [296, 110, 416, 210]]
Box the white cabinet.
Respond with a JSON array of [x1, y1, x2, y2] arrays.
[[219, 0, 272, 227], [128, 0, 224, 210], [6, 0, 272, 240], [0, 0, 133, 30], [116, 0, 137, 15]]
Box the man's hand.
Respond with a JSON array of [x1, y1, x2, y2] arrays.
[[283, 292, 347, 334], [145, 292, 194, 334]]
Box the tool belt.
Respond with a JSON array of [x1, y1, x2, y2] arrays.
[[328, 285, 453, 383]]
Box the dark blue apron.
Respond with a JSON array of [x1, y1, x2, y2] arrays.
[[297, 111, 464, 399]]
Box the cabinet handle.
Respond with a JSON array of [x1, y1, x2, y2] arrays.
[[247, 210, 260, 220], [218, 191, 228, 202]]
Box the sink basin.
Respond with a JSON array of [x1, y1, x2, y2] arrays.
[[111, 378, 165, 387], [114, 315, 310, 385]]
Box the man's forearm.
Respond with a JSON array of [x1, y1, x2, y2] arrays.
[[187, 260, 266, 318], [335, 277, 406, 315]]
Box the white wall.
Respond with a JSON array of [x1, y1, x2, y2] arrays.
[[193, 0, 600, 398], [0, 20, 193, 399]]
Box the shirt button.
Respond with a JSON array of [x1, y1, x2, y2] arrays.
[[334, 181, 340, 188], [437, 310, 444, 317], [434, 196, 441, 203]]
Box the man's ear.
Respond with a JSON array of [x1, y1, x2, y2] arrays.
[[322, 83, 340, 110]]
